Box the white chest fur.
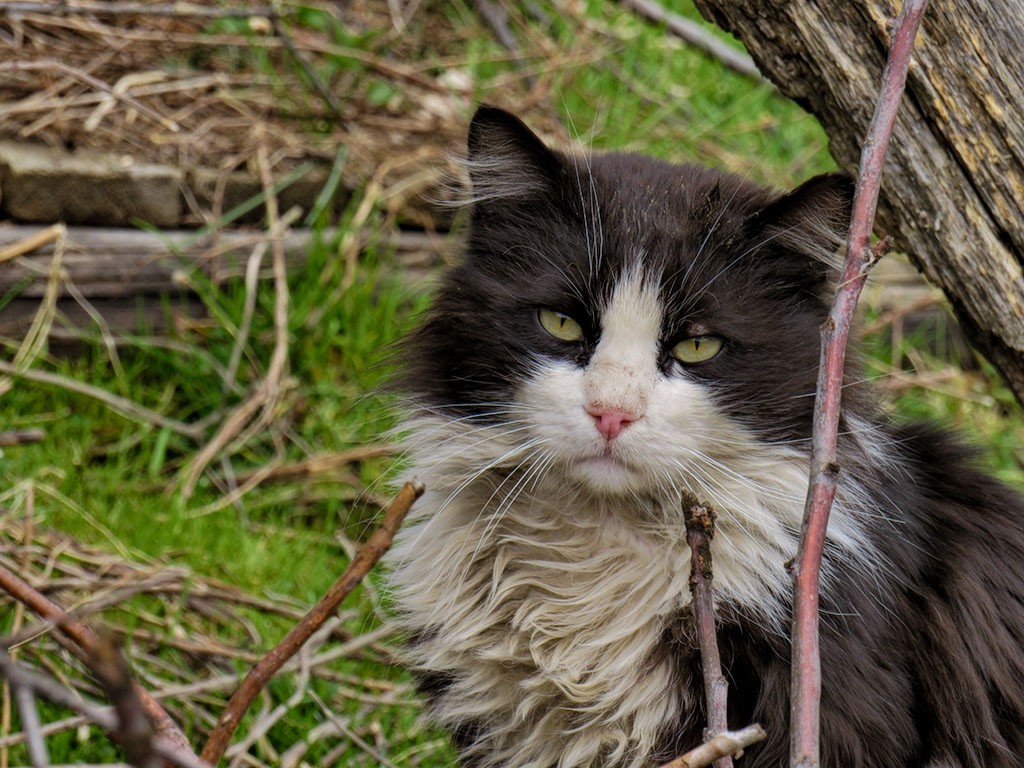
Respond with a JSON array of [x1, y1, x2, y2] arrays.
[[390, 472, 693, 768], [388, 412, 878, 768]]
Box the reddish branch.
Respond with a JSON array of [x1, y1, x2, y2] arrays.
[[789, 2, 929, 766], [199, 480, 423, 766]]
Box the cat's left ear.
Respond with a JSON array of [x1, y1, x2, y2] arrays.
[[754, 171, 855, 281], [464, 106, 564, 204]]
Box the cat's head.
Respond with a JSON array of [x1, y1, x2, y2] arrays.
[[398, 106, 856, 497]]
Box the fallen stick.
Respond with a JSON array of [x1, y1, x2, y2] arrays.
[[621, 0, 764, 82], [0, 429, 45, 447], [658, 725, 768, 768], [198, 481, 423, 766]]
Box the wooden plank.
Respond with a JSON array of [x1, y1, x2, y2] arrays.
[[0, 224, 446, 342], [0, 225, 445, 297]]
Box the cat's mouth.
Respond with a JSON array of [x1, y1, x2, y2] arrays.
[[570, 450, 644, 491]]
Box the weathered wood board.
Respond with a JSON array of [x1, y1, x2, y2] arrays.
[[693, 0, 1024, 403]]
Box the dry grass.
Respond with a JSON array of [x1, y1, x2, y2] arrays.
[[0, 0, 616, 229], [0, 482, 440, 767]]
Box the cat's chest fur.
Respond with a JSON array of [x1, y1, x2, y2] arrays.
[[391, 475, 694, 767], [389, 409, 873, 768]]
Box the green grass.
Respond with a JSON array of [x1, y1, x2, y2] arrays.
[[550, 1, 834, 184], [1, 1, 1022, 765], [1, 222, 440, 764]]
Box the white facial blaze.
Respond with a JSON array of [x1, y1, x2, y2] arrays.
[[585, 268, 661, 421]]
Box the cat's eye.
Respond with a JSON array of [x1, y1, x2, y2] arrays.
[[672, 336, 723, 364], [538, 309, 584, 342]]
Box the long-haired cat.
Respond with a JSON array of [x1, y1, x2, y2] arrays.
[[387, 106, 1024, 768]]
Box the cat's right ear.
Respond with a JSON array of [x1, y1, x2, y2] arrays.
[[464, 106, 563, 203]]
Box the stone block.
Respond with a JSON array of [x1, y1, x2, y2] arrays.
[[0, 141, 183, 227]]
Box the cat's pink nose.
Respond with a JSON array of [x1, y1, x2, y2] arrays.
[[586, 407, 638, 440]]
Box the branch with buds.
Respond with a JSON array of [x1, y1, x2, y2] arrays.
[[790, 2, 929, 766]]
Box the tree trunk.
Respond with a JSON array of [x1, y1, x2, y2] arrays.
[[692, 0, 1024, 405]]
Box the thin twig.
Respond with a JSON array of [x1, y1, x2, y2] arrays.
[[198, 481, 423, 766], [308, 689, 400, 768], [0, 223, 64, 265], [789, 2, 928, 766], [0, 713, 91, 751], [269, 12, 345, 121], [0, 361, 206, 441], [88, 635, 162, 768], [224, 445, 396, 485], [683, 495, 731, 768], [658, 725, 768, 768], [0, 430, 45, 447], [474, 0, 520, 52]]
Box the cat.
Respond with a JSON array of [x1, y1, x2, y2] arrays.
[[386, 105, 1024, 768]]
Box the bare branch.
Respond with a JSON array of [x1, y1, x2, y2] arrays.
[[0, 652, 211, 768], [0, 562, 192, 754], [789, 2, 929, 766]]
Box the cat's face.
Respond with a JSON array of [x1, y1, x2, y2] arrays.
[[399, 107, 854, 499]]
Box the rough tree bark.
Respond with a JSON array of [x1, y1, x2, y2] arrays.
[[692, 0, 1024, 405]]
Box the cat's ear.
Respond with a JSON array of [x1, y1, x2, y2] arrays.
[[757, 171, 855, 268], [465, 106, 563, 203], [753, 172, 855, 296]]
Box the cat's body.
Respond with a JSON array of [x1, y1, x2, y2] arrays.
[[387, 107, 1024, 768]]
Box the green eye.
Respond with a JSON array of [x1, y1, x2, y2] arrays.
[[673, 336, 723, 364], [538, 309, 584, 342]]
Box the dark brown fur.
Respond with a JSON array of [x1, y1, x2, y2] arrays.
[[393, 107, 1024, 767]]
